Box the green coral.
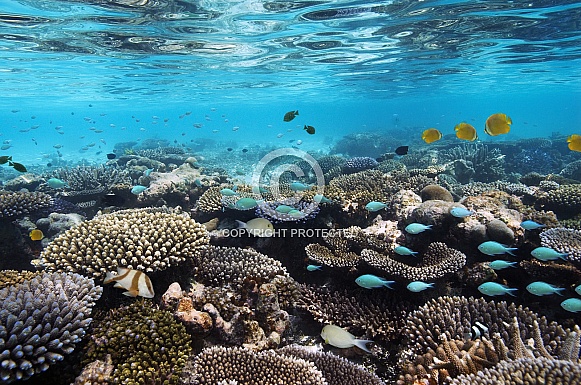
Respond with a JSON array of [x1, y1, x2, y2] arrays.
[[85, 300, 192, 385]]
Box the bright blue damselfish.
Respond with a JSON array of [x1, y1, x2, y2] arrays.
[[307, 265, 322, 272], [365, 201, 387, 212], [531, 247, 568, 261], [406, 281, 434, 292], [561, 298, 581, 313], [405, 223, 432, 234], [478, 241, 517, 256], [526, 281, 565, 296], [394, 246, 418, 256], [46, 178, 68, 189], [478, 282, 517, 296], [450, 207, 474, 218], [488, 260, 517, 270], [520, 220, 546, 230], [130, 185, 148, 195], [355, 274, 395, 289]]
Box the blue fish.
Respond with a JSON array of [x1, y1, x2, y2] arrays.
[[407, 281, 434, 292], [561, 298, 581, 313], [575, 284, 581, 296], [307, 265, 322, 272], [46, 178, 68, 189], [488, 260, 517, 270], [194, 178, 203, 187], [287, 209, 305, 219], [290, 182, 309, 191], [143, 168, 154, 177], [355, 274, 395, 289], [394, 246, 418, 257], [275, 205, 295, 213], [450, 207, 474, 218], [130, 185, 148, 195], [365, 201, 387, 212], [478, 241, 517, 256], [405, 223, 432, 234], [531, 247, 568, 261], [526, 281, 565, 296], [520, 220, 546, 230], [314, 194, 332, 204], [478, 282, 517, 296], [220, 188, 238, 196], [234, 197, 259, 210]]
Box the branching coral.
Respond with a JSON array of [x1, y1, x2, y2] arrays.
[[0, 272, 102, 383], [36, 207, 209, 279], [0, 192, 53, 219]]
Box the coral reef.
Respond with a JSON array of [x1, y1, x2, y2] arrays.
[[342, 156, 379, 174], [36, 207, 209, 279], [0, 270, 39, 290], [539, 227, 581, 263], [0, 192, 53, 219], [181, 346, 326, 385], [0, 272, 102, 383], [419, 184, 454, 202], [538, 184, 581, 217], [297, 284, 408, 340], [362, 242, 466, 281], [84, 300, 192, 385]]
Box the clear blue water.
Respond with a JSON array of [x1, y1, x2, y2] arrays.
[[0, 0, 580, 165]]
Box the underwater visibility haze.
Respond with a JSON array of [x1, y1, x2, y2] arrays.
[[1, 0, 581, 384]]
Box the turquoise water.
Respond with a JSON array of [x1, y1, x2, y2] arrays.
[[1, 0, 580, 165]]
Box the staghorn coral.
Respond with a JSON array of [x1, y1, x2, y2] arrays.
[[0, 272, 102, 383], [279, 344, 386, 385], [0, 191, 53, 219], [36, 207, 209, 279], [84, 300, 191, 385], [0, 270, 39, 290], [449, 357, 581, 385], [46, 165, 131, 192], [181, 346, 327, 385], [361, 242, 466, 281], [305, 242, 360, 268], [296, 284, 407, 340], [539, 227, 581, 263]]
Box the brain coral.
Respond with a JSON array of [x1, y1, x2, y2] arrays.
[[0, 192, 53, 219], [37, 208, 209, 279], [84, 300, 192, 385], [0, 272, 102, 383]]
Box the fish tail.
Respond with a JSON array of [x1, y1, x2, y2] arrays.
[[236, 220, 247, 229], [506, 248, 518, 256], [122, 290, 139, 297], [559, 253, 569, 260], [103, 272, 117, 284], [507, 288, 518, 297], [382, 281, 395, 289], [296, 110, 299, 115], [354, 339, 373, 353], [555, 288, 566, 296]]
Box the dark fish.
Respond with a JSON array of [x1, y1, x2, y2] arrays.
[[227, 147, 233, 152], [47, 163, 52, 167], [304, 125, 315, 135], [11, 162, 27, 172], [242, 148, 248, 153], [106, 153, 116, 159], [395, 145, 409, 156], [0, 155, 12, 164], [283, 110, 299, 122]]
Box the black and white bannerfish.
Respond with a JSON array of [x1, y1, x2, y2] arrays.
[[464, 321, 489, 340], [103, 267, 155, 298]]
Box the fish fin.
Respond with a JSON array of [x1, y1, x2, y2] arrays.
[[426, 225, 433, 229], [382, 281, 395, 289], [507, 248, 518, 256], [555, 288, 566, 296], [113, 282, 125, 288], [236, 220, 247, 229], [103, 271, 117, 284], [507, 288, 518, 297], [559, 253, 569, 260], [354, 339, 373, 353], [122, 289, 139, 297]]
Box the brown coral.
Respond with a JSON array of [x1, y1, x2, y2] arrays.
[[540, 227, 581, 263], [0, 191, 53, 218], [37, 207, 209, 279]]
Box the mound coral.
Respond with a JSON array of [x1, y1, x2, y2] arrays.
[[181, 346, 326, 385], [419, 184, 453, 202], [342, 157, 379, 173], [36, 207, 209, 279], [539, 227, 581, 263], [0, 272, 102, 383], [0, 192, 53, 219], [84, 300, 192, 385], [538, 184, 581, 217]]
